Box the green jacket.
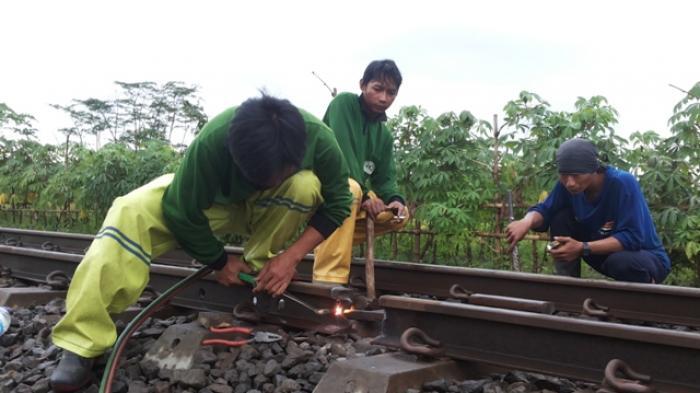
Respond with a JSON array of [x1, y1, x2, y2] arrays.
[[323, 92, 404, 203], [162, 106, 352, 267]]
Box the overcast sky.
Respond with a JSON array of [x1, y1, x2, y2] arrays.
[[1, 0, 698, 145]]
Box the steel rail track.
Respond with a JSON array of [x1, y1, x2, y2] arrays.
[[374, 295, 700, 393], [2, 243, 699, 391], [0, 245, 356, 335], [3, 227, 700, 328]]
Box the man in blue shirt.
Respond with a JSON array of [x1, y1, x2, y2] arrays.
[[505, 138, 670, 283]]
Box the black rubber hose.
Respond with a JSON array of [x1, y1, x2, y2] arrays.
[[98, 265, 213, 393]]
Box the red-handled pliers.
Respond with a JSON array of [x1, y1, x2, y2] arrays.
[[201, 326, 282, 347]]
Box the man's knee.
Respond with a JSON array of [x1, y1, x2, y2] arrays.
[[348, 178, 363, 200], [109, 178, 167, 219], [600, 252, 654, 283], [107, 195, 141, 221], [286, 170, 322, 206], [106, 195, 158, 232], [113, 172, 172, 210]]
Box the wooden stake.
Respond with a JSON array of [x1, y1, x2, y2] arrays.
[[365, 217, 376, 301]]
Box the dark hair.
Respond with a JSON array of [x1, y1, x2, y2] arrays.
[[361, 59, 402, 89], [227, 94, 306, 186]]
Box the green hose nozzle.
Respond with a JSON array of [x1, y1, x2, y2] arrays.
[[238, 272, 257, 286]]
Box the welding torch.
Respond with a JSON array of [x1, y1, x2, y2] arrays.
[[238, 273, 337, 316]]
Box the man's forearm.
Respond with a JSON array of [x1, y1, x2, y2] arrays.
[[589, 236, 624, 255], [283, 226, 325, 264], [523, 211, 544, 230]]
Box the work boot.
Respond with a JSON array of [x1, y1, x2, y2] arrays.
[[50, 350, 95, 392]]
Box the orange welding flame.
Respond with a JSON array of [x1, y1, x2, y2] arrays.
[[334, 304, 354, 317]]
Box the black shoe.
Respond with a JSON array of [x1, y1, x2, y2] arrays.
[[50, 350, 95, 392]]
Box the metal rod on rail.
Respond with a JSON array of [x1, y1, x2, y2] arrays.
[[507, 191, 522, 272]]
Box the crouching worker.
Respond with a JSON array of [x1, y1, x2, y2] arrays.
[[505, 138, 670, 283], [49, 94, 352, 392], [313, 59, 409, 285]]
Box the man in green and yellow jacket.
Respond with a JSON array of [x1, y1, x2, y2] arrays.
[[50, 94, 352, 392], [314, 59, 409, 284]]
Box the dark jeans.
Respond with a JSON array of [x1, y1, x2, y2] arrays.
[[542, 209, 669, 283]]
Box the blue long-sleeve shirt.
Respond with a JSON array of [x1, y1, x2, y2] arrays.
[[529, 167, 670, 269]]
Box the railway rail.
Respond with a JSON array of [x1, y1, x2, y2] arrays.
[[2, 227, 700, 392], [3, 227, 700, 328]]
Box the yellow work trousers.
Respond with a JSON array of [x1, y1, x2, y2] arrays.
[[313, 178, 408, 284], [52, 171, 321, 358]]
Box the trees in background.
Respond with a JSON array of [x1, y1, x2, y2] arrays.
[[0, 81, 199, 223], [1, 82, 699, 285], [50, 81, 207, 152], [627, 83, 700, 284]]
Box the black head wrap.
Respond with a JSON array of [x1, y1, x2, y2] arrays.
[[556, 138, 599, 174]]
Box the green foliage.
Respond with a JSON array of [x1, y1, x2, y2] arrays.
[[3, 80, 700, 286], [390, 106, 494, 235], [630, 82, 700, 284], [1, 81, 201, 233], [36, 144, 90, 211], [385, 83, 700, 285], [0, 139, 59, 204], [502, 92, 627, 199], [71, 141, 180, 216]]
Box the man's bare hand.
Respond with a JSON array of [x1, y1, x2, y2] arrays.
[[549, 236, 583, 262], [362, 197, 386, 220], [254, 252, 298, 297], [386, 200, 407, 221], [215, 255, 252, 286], [505, 219, 530, 251]]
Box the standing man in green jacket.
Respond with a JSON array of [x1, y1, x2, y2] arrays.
[[50, 94, 352, 392], [314, 59, 409, 284]]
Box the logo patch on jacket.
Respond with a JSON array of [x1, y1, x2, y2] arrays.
[[363, 161, 375, 175], [598, 221, 614, 235]]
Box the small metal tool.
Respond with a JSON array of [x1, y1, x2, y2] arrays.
[[279, 291, 333, 315], [201, 326, 282, 347], [240, 273, 333, 316], [546, 240, 561, 251]]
